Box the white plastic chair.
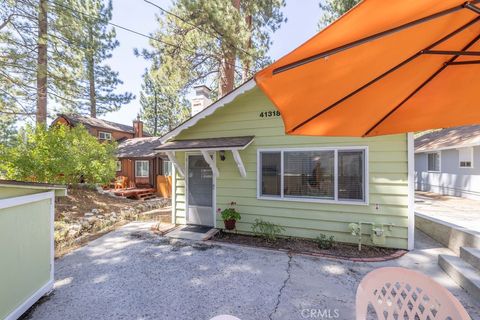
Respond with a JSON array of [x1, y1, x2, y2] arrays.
[[356, 267, 471, 320]]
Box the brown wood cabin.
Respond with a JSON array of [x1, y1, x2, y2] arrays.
[[51, 114, 172, 198]]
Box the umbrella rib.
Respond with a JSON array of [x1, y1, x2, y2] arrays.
[[363, 33, 480, 137], [423, 50, 480, 56], [288, 16, 480, 134], [272, 3, 472, 75], [448, 59, 480, 65]]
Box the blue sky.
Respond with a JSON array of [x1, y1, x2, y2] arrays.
[[102, 0, 322, 126]]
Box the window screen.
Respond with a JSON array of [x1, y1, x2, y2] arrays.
[[283, 151, 334, 199], [260, 152, 281, 196], [427, 153, 440, 171], [338, 150, 364, 201]]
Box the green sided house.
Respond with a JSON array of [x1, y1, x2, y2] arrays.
[[156, 80, 414, 250]]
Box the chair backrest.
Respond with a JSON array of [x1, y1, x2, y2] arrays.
[[209, 315, 240, 320], [356, 267, 471, 320]]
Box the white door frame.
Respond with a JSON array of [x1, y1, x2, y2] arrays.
[[185, 152, 217, 228]]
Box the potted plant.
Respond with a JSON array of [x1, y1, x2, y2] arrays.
[[218, 201, 241, 230]]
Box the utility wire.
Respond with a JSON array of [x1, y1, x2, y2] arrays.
[[46, 0, 242, 71], [143, 0, 254, 58]]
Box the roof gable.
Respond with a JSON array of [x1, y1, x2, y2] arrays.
[[160, 79, 256, 143]]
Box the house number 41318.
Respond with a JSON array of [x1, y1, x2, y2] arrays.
[[259, 110, 281, 118]]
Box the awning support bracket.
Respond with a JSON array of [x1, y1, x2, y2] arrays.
[[166, 151, 185, 178], [201, 150, 220, 177], [231, 149, 247, 178]]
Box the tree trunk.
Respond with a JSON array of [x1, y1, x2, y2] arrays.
[[88, 29, 97, 118], [36, 0, 48, 125], [242, 15, 252, 82], [153, 88, 158, 136], [218, 0, 240, 97]]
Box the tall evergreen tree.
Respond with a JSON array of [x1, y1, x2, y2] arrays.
[[63, 0, 133, 118], [139, 0, 285, 99], [139, 69, 189, 136], [318, 0, 360, 28], [0, 0, 83, 124]]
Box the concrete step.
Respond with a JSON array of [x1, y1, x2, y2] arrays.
[[416, 212, 480, 254], [438, 254, 480, 298], [460, 247, 480, 271]]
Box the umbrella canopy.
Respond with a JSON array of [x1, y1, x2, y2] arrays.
[[255, 0, 480, 137]]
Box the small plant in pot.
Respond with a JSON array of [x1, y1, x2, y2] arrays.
[[218, 201, 241, 230]]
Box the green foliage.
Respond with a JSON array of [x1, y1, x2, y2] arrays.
[[137, 0, 286, 105], [62, 0, 133, 117], [314, 234, 335, 250], [318, 0, 360, 28], [0, 114, 18, 147], [0, 0, 85, 119], [139, 70, 189, 136], [218, 201, 241, 221], [0, 0, 130, 120], [251, 218, 285, 242], [0, 124, 117, 184]]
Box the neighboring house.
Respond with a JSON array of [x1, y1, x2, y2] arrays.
[[156, 80, 414, 250], [116, 137, 172, 197], [415, 125, 480, 200], [51, 113, 150, 142]]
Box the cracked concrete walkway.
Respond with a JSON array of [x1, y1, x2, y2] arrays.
[[25, 222, 480, 320]]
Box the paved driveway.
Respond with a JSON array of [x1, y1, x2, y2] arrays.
[[26, 223, 480, 320]]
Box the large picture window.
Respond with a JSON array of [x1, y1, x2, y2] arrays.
[[135, 160, 149, 177], [258, 148, 367, 204]]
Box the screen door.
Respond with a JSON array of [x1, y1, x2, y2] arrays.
[[187, 155, 214, 226]]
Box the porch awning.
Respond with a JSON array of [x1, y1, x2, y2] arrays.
[[155, 136, 254, 178], [255, 0, 480, 137], [154, 136, 254, 152]]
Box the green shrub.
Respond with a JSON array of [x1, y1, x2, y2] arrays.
[[0, 124, 117, 184], [315, 234, 335, 250], [251, 218, 285, 242]]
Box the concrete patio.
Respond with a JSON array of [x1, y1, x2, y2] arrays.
[[25, 222, 480, 320], [416, 191, 480, 233]]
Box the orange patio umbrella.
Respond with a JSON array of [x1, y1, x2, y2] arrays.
[[255, 0, 480, 137]]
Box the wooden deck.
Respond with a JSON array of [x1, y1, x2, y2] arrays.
[[113, 187, 157, 200]]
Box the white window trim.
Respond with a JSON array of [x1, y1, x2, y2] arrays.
[[458, 147, 474, 168], [426, 151, 441, 172], [116, 160, 122, 172], [135, 160, 150, 178], [98, 131, 112, 140], [256, 146, 369, 206]]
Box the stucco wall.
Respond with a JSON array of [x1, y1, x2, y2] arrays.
[[172, 87, 409, 249], [415, 146, 480, 200]]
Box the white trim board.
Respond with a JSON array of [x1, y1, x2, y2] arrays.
[[407, 133, 415, 250], [160, 79, 256, 143]]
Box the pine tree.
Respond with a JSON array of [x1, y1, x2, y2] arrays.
[[318, 0, 360, 28], [0, 114, 18, 147], [139, 70, 189, 136], [0, 0, 84, 124], [63, 0, 133, 118], [139, 0, 285, 99]]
